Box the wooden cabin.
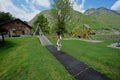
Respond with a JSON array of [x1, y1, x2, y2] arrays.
[[0, 19, 32, 37]]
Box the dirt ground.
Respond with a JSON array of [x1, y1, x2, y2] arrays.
[[64, 38, 102, 43]]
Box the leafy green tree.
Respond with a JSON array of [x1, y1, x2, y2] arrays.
[[33, 14, 50, 34], [0, 12, 14, 23], [0, 12, 14, 44], [51, 0, 73, 35]]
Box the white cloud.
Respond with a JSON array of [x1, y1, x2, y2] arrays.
[[73, 0, 85, 13], [32, 0, 50, 8], [70, 0, 75, 4], [22, 10, 40, 21], [0, 0, 40, 21], [111, 0, 120, 10], [25, 0, 29, 3], [21, 4, 29, 12]]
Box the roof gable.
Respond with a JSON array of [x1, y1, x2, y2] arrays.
[[0, 19, 32, 29]]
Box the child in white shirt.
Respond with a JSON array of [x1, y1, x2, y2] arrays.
[[57, 36, 62, 51]]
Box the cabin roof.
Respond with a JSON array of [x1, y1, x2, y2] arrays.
[[0, 19, 32, 29]]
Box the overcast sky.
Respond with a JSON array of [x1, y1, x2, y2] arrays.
[[0, 0, 120, 21]]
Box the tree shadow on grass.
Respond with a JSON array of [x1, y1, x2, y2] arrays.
[[0, 41, 16, 53]]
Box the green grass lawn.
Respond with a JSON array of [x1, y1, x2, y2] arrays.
[[0, 37, 74, 80], [48, 37, 120, 80]]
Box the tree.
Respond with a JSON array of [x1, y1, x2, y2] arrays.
[[0, 29, 7, 44], [0, 12, 14, 23], [51, 0, 73, 35], [33, 14, 50, 35], [0, 12, 14, 45]]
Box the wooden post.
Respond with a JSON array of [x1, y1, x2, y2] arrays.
[[10, 30, 12, 37], [1, 32, 5, 43]]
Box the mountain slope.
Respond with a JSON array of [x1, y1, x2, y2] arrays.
[[84, 7, 120, 30], [116, 10, 120, 14], [30, 8, 120, 33], [68, 10, 107, 31], [30, 9, 109, 32], [29, 10, 55, 28]]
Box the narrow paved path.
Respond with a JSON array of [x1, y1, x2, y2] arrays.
[[39, 35, 111, 80]]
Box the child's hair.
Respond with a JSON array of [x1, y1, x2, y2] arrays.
[[57, 31, 60, 36]]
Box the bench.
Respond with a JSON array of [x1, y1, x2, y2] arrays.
[[51, 34, 57, 38]]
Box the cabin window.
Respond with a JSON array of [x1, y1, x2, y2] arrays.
[[17, 22, 19, 24], [13, 30, 16, 35], [22, 31, 25, 35]]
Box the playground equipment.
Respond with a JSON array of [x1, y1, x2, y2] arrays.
[[34, 23, 43, 35], [71, 24, 91, 39]]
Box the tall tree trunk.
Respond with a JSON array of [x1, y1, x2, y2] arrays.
[[1, 32, 5, 43]]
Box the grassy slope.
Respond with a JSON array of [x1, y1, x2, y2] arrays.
[[0, 37, 74, 80], [92, 12, 120, 30], [48, 37, 120, 80], [29, 10, 108, 33], [67, 10, 108, 31], [30, 8, 120, 34]]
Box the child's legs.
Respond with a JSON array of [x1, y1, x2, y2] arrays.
[[57, 46, 61, 51]]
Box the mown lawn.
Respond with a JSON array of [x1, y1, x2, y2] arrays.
[[48, 37, 120, 80], [0, 37, 74, 80]]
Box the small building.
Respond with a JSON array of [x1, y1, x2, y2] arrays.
[[0, 19, 32, 37]]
